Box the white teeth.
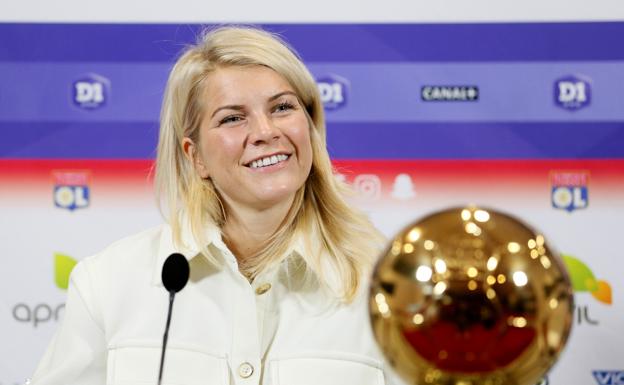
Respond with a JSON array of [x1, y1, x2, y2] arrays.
[[249, 154, 290, 169]]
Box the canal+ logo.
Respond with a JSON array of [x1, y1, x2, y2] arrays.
[[52, 170, 90, 211], [72, 73, 110, 110], [550, 170, 588, 212], [317, 74, 349, 110], [12, 253, 77, 328], [554, 74, 591, 111]]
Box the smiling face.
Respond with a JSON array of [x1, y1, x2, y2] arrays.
[[184, 65, 313, 214]]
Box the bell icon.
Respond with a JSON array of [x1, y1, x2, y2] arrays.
[[391, 173, 416, 200]]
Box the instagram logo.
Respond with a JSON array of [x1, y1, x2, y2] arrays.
[[353, 174, 382, 201]]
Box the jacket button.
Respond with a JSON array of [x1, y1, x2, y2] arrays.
[[238, 362, 254, 378], [255, 283, 272, 295]]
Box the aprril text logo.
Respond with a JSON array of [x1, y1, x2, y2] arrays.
[[52, 170, 91, 211], [72, 73, 110, 109], [12, 253, 77, 327], [550, 171, 588, 212], [317, 74, 349, 110], [554, 75, 591, 111]]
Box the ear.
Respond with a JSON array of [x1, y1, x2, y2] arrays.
[[182, 137, 210, 179]]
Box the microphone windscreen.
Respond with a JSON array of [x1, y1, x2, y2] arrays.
[[162, 253, 190, 293]]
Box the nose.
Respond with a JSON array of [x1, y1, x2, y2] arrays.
[[248, 113, 280, 146]]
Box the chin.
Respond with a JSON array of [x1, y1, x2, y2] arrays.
[[253, 187, 300, 208]]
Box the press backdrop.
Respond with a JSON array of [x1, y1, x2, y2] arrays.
[[0, 4, 623, 385]]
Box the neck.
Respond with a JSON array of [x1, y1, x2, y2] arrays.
[[221, 196, 294, 264]]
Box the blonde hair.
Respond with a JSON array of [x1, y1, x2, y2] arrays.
[[155, 26, 384, 301]]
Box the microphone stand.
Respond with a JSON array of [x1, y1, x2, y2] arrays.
[[158, 291, 176, 385]]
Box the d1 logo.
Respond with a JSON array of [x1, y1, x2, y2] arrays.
[[72, 73, 110, 110], [554, 75, 591, 111], [316, 74, 349, 110]]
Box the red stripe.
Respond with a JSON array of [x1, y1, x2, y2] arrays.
[[1, 158, 622, 184]]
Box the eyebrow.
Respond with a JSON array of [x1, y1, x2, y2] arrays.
[[210, 91, 298, 119]]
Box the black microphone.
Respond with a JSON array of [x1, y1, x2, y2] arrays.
[[158, 253, 190, 385]]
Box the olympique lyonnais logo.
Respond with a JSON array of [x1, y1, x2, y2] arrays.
[[316, 74, 349, 110], [554, 75, 591, 111], [550, 171, 589, 212], [72, 73, 110, 110], [593, 371, 624, 385], [421, 85, 479, 102], [52, 170, 91, 211]]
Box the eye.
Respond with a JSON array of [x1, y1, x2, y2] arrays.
[[272, 101, 296, 113], [218, 115, 244, 126]]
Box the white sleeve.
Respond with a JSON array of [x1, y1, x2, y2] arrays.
[[30, 260, 107, 385]]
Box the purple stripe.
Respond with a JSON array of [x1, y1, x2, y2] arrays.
[[2, 62, 624, 122], [2, 121, 622, 160], [326, 122, 624, 159], [1, 23, 624, 63], [0, 121, 159, 159]]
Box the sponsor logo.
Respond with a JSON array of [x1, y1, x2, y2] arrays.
[[353, 174, 382, 201], [52, 170, 91, 211], [317, 74, 349, 110], [554, 74, 591, 111], [421, 85, 479, 102], [550, 171, 588, 212], [563, 254, 612, 305], [12, 253, 77, 327], [390, 173, 416, 200], [593, 371, 624, 385], [563, 254, 612, 326], [54, 252, 78, 290], [72, 73, 110, 109]]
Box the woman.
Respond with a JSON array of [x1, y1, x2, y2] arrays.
[[31, 26, 387, 385]]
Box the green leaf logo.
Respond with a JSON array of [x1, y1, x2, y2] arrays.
[[562, 254, 612, 304], [54, 253, 77, 290], [562, 254, 596, 292]]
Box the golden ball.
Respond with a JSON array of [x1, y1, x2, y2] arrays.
[[370, 207, 574, 385]]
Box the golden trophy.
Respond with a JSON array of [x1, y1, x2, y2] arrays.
[[370, 207, 574, 385]]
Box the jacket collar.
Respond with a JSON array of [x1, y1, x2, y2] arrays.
[[151, 216, 307, 287], [151, 217, 228, 286]]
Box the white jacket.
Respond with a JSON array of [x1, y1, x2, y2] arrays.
[[31, 221, 389, 385]]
